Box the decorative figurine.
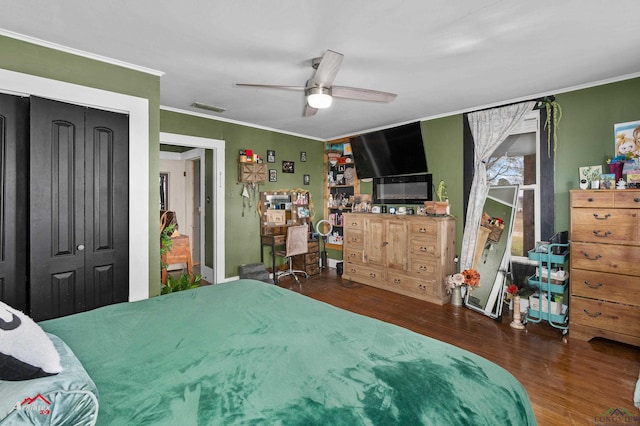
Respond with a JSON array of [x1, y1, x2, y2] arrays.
[[616, 178, 627, 190]]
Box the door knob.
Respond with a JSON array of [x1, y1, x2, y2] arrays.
[[77, 244, 85, 251]]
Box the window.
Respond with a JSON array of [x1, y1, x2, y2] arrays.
[[485, 111, 540, 262], [464, 108, 555, 266]]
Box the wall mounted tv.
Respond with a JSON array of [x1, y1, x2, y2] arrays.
[[349, 121, 428, 179]]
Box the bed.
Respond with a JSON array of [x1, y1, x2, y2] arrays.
[[4, 279, 536, 425]]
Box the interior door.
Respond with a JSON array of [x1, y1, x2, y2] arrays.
[[0, 94, 28, 311], [29, 97, 129, 320]]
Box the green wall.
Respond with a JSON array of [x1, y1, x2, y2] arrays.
[[553, 78, 640, 232], [160, 110, 325, 278]]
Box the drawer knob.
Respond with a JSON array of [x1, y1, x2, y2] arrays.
[[592, 230, 611, 238], [593, 213, 611, 220], [634, 197, 640, 202], [583, 281, 603, 289], [419, 266, 427, 271], [588, 198, 594, 202], [583, 309, 602, 318], [420, 247, 427, 252], [351, 222, 358, 226], [419, 228, 427, 233], [418, 284, 427, 290], [394, 279, 401, 284], [582, 252, 602, 261]]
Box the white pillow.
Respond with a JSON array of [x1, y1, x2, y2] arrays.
[[0, 301, 62, 381]]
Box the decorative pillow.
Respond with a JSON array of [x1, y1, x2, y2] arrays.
[[0, 301, 62, 381]]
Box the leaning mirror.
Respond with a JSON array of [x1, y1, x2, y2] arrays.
[[465, 185, 519, 318]]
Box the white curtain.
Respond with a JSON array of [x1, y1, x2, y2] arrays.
[[459, 101, 536, 271]]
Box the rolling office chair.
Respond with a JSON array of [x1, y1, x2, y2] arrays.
[[275, 224, 309, 285]]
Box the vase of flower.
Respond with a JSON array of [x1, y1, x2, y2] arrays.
[[451, 285, 463, 306], [608, 161, 624, 183]]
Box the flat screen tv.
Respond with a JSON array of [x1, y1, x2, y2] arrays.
[[349, 122, 428, 179]]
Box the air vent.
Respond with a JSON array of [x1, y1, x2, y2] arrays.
[[191, 102, 226, 113]]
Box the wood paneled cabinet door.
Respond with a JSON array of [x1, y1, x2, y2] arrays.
[[364, 217, 386, 265]]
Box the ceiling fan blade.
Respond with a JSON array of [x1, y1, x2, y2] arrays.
[[303, 104, 318, 117], [312, 50, 343, 87], [235, 83, 305, 92], [332, 86, 397, 103]]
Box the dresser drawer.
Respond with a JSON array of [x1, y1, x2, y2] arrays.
[[387, 273, 436, 298], [343, 264, 385, 285], [409, 240, 438, 256], [344, 229, 364, 248], [571, 297, 640, 337], [571, 269, 640, 306], [570, 208, 638, 244], [409, 220, 437, 237], [343, 247, 363, 263], [571, 191, 614, 208], [614, 191, 640, 208], [343, 215, 365, 230], [571, 241, 640, 276], [408, 257, 438, 277]]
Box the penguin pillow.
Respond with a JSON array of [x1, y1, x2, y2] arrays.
[[0, 301, 62, 381]]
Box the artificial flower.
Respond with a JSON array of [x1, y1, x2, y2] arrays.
[[462, 269, 480, 287], [447, 273, 465, 288]]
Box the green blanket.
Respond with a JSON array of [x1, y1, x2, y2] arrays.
[[41, 279, 536, 425]]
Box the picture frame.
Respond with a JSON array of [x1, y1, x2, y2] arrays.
[[300, 151, 307, 162], [269, 169, 277, 182], [282, 161, 295, 173], [303, 174, 310, 185], [600, 173, 615, 190], [614, 120, 640, 157], [579, 165, 602, 182], [267, 150, 276, 163]]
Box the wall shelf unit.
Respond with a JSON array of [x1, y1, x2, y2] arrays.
[[324, 138, 359, 252]]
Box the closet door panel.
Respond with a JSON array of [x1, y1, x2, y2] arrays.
[[30, 97, 86, 321], [84, 108, 129, 309], [0, 94, 28, 310]]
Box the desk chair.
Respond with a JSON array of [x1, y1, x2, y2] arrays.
[[276, 224, 309, 285]]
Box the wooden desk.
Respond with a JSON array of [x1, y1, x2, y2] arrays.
[[161, 235, 193, 284], [260, 233, 319, 283]]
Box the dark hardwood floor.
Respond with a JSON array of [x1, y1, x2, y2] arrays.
[[276, 269, 640, 425]]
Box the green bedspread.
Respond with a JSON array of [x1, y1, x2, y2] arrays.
[[41, 279, 536, 425]]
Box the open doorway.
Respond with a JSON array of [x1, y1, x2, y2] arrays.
[[159, 132, 226, 284], [159, 149, 204, 275]]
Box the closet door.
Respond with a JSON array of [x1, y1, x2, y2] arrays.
[[0, 94, 28, 311], [29, 97, 129, 320]]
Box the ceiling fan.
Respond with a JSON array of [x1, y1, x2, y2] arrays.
[[236, 50, 397, 117]]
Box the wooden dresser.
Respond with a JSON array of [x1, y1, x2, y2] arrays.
[[342, 213, 456, 305], [569, 189, 640, 346]]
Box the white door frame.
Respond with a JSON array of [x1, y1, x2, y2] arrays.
[[0, 68, 150, 301], [160, 132, 226, 284], [159, 148, 206, 279]]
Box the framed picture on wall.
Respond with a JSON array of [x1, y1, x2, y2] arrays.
[[269, 169, 277, 182], [300, 151, 307, 162], [267, 150, 276, 163], [282, 161, 295, 173], [303, 174, 310, 185]]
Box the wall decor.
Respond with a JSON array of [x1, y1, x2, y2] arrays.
[[578, 165, 602, 183], [614, 120, 640, 157], [269, 169, 277, 182], [303, 174, 310, 185], [267, 150, 276, 163], [282, 161, 295, 173], [300, 151, 307, 162]]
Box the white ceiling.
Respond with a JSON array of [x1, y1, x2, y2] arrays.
[[2, 0, 639, 141]]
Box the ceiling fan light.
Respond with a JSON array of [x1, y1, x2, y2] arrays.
[[306, 87, 333, 109]]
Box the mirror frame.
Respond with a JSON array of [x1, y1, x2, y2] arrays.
[[465, 185, 519, 318]]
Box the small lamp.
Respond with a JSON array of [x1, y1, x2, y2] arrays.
[[306, 87, 332, 109]]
